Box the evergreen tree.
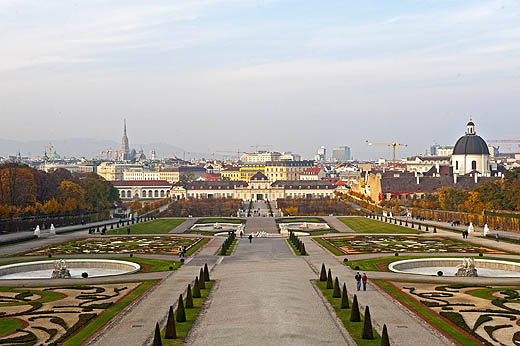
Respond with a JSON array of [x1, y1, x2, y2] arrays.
[[380, 324, 390, 346], [165, 306, 176, 339], [176, 294, 186, 322], [333, 277, 341, 298], [326, 269, 333, 289], [152, 322, 162, 346], [204, 263, 210, 281], [341, 283, 349, 309], [193, 277, 201, 298], [362, 306, 374, 339], [350, 294, 361, 322], [320, 264, 327, 281], [199, 268, 206, 289], [185, 284, 194, 308]]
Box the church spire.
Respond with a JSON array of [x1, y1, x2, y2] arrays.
[[121, 119, 130, 159]]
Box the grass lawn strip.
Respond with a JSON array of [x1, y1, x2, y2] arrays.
[[0, 317, 24, 337], [276, 217, 326, 223], [160, 281, 214, 345], [107, 219, 186, 235], [338, 217, 421, 234], [222, 239, 237, 256], [287, 239, 304, 256], [186, 237, 210, 256], [196, 218, 243, 224], [64, 280, 157, 346], [313, 237, 344, 256], [315, 280, 380, 345], [373, 280, 482, 346]]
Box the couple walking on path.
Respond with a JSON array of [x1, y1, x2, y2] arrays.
[[355, 272, 368, 291]]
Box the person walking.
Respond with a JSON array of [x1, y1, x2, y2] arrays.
[[127, 228, 131, 235], [240, 230, 244, 238], [355, 272, 362, 291], [248, 234, 253, 243], [362, 273, 368, 291]]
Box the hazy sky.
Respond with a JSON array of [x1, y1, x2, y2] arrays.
[[1, 0, 519, 159]]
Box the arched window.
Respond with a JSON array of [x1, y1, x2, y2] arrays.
[[121, 190, 126, 198], [472, 160, 477, 170], [160, 190, 165, 197], [149, 190, 153, 197], [127, 190, 131, 197], [142, 190, 147, 198], [455, 161, 459, 170], [154, 190, 159, 197]]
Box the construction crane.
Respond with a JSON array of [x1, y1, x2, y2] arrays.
[[487, 139, 520, 153], [100, 148, 114, 160], [173, 152, 191, 161], [249, 144, 272, 152], [366, 140, 408, 163], [216, 149, 246, 161]]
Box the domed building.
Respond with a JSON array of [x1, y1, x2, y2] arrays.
[[451, 119, 491, 177]]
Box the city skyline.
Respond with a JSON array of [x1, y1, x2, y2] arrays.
[[1, 0, 519, 159]]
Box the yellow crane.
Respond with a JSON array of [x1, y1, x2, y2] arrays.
[[100, 148, 114, 160], [365, 140, 408, 163]]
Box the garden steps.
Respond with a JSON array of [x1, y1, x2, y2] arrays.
[[303, 237, 454, 346], [169, 217, 199, 233], [323, 216, 355, 232]]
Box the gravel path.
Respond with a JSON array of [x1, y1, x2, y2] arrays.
[[187, 238, 351, 346]]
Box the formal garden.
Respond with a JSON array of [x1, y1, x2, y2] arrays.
[[0, 281, 156, 345], [374, 280, 520, 346], [315, 235, 508, 255], [17, 236, 206, 257]]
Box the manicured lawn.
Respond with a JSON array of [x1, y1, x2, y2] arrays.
[[314, 237, 344, 256], [63, 280, 157, 346], [316, 280, 380, 345], [277, 217, 325, 223], [186, 237, 210, 256], [107, 218, 186, 235], [196, 218, 243, 224], [0, 317, 23, 337], [161, 281, 214, 346], [338, 217, 421, 234], [373, 280, 481, 346]]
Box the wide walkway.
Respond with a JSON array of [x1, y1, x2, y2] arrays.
[[303, 237, 453, 346], [89, 237, 223, 346], [187, 238, 352, 346]]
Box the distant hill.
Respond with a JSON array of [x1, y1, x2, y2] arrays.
[[0, 138, 186, 159]]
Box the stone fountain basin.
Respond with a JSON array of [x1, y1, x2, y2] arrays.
[[191, 223, 241, 232], [0, 259, 140, 279], [388, 258, 520, 277]]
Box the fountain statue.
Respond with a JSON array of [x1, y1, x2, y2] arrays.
[[483, 224, 490, 236], [34, 225, 41, 238], [213, 223, 222, 230], [468, 222, 475, 234], [280, 224, 289, 236], [455, 258, 478, 277], [50, 224, 56, 236], [51, 260, 71, 279], [299, 222, 308, 229]]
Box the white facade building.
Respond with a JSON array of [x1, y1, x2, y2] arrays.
[[451, 120, 491, 177]]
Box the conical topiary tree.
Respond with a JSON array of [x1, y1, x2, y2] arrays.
[[320, 264, 327, 281], [152, 322, 162, 346], [350, 294, 361, 322], [326, 269, 333, 289], [362, 306, 374, 339], [193, 277, 201, 298], [165, 306, 176, 339], [341, 283, 349, 309], [199, 268, 206, 289], [176, 294, 186, 322], [204, 263, 210, 281], [333, 277, 341, 298], [380, 324, 390, 346], [185, 284, 194, 308]]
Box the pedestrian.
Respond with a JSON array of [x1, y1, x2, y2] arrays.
[[248, 234, 253, 243], [362, 273, 368, 291], [127, 228, 131, 235], [240, 230, 244, 238], [355, 272, 362, 291], [182, 246, 187, 257]]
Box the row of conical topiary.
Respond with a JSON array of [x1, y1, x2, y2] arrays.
[[367, 214, 436, 233], [289, 231, 307, 255], [220, 232, 236, 256], [320, 264, 391, 346], [152, 263, 211, 346]]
